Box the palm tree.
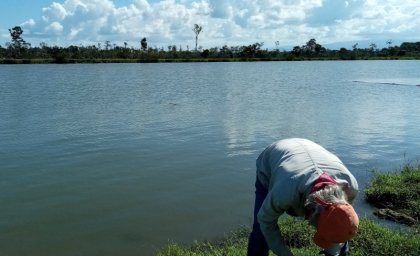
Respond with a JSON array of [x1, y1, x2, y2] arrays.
[[141, 38, 147, 51], [193, 24, 202, 52]]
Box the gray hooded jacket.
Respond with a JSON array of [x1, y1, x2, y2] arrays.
[[256, 138, 358, 255]]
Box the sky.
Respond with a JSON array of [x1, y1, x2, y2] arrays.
[[0, 0, 419, 50]]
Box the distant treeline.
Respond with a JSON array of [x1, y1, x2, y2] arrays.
[[1, 38, 420, 64]]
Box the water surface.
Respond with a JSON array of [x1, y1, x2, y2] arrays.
[[1, 61, 419, 255]]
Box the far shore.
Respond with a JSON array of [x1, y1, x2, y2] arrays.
[[1, 56, 420, 64]]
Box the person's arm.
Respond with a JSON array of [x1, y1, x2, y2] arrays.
[[257, 192, 293, 256]]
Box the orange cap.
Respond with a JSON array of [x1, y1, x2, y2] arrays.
[[313, 200, 359, 249]]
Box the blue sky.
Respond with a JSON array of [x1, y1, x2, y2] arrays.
[[0, 0, 419, 50]]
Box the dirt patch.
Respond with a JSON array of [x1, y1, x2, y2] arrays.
[[373, 208, 418, 226]]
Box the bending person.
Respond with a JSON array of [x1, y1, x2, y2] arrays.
[[248, 138, 359, 256]]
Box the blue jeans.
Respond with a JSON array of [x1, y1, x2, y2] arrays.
[[247, 177, 269, 256]]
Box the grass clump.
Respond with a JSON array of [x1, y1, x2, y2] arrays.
[[352, 218, 420, 256], [156, 227, 249, 256], [156, 218, 420, 256], [365, 164, 420, 221], [155, 218, 318, 256]]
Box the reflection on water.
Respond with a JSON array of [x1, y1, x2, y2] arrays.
[[0, 61, 420, 256]]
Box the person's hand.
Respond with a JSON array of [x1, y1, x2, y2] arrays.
[[319, 242, 348, 256], [339, 241, 349, 255], [319, 251, 333, 256]]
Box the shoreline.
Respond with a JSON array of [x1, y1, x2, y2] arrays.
[[1, 56, 419, 64]]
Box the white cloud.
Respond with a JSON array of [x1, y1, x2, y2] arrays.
[[329, 0, 420, 43], [134, 0, 151, 10], [21, 19, 36, 28], [209, 0, 232, 19], [68, 27, 83, 39], [16, 0, 420, 48], [45, 21, 64, 35], [42, 2, 68, 21]]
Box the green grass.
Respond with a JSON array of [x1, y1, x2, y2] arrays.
[[156, 218, 420, 256], [365, 164, 420, 220]]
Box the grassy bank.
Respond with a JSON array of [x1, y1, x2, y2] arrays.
[[157, 164, 420, 255], [365, 164, 420, 224], [156, 217, 420, 256]]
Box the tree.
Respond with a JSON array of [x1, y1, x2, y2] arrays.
[[219, 45, 232, 58], [352, 43, 359, 51], [369, 43, 377, 52], [314, 43, 325, 55], [351, 43, 359, 59], [292, 46, 302, 57], [8, 26, 30, 49], [275, 41, 280, 51], [386, 40, 394, 56], [193, 24, 202, 51], [305, 39, 317, 53], [338, 47, 350, 59], [104, 40, 112, 51], [201, 49, 210, 58], [303, 38, 324, 56], [400, 42, 420, 52], [240, 42, 264, 58], [141, 37, 147, 51]]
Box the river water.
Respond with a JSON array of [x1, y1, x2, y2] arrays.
[[1, 61, 419, 255]]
